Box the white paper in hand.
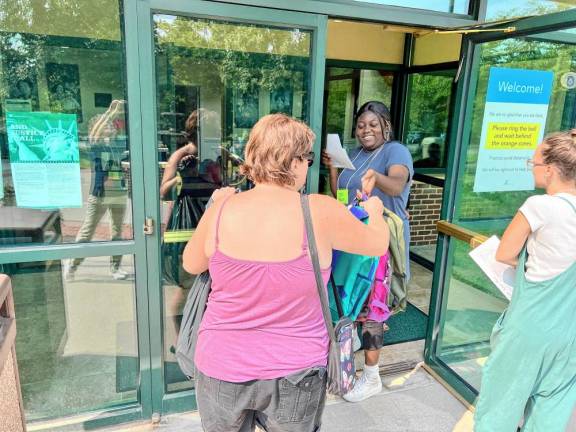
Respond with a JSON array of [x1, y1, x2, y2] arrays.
[[326, 134, 355, 170], [469, 235, 515, 301]]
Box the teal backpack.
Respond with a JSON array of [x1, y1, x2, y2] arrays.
[[329, 205, 379, 321], [328, 203, 408, 322]]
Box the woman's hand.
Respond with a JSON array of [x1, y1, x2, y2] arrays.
[[321, 150, 333, 168], [182, 143, 197, 155], [210, 187, 236, 203], [361, 169, 377, 196], [360, 195, 384, 218]]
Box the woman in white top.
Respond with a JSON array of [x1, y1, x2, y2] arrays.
[[474, 130, 576, 432]]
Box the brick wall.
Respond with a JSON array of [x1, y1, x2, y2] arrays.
[[409, 181, 443, 246]]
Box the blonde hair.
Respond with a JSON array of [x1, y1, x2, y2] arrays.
[[240, 114, 315, 186], [542, 129, 576, 183], [89, 99, 125, 143]]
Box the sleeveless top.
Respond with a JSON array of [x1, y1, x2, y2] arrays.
[[194, 197, 330, 382]]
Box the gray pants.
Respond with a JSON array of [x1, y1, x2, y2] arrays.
[[72, 195, 126, 270], [195, 368, 327, 432]]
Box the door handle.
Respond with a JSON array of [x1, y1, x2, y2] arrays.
[[143, 217, 155, 236]]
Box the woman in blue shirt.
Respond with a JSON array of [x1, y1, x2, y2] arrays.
[[323, 101, 413, 403]]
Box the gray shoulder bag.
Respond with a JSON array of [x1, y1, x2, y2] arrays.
[[175, 198, 215, 380], [300, 194, 356, 396]]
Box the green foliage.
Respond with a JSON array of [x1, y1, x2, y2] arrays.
[[155, 16, 310, 93], [406, 73, 453, 137]]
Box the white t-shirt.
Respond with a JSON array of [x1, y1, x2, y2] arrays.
[[519, 193, 576, 281]]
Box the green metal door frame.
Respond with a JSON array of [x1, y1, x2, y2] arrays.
[[133, 0, 327, 417], [0, 0, 152, 428], [424, 8, 576, 404], [206, 0, 485, 27]]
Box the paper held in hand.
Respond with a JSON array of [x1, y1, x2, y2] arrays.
[[469, 235, 515, 301], [326, 134, 355, 170]]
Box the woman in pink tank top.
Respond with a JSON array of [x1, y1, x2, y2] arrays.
[[183, 114, 389, 432]]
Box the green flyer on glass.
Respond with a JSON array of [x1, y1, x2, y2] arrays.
[[6, 111, 82, 208]]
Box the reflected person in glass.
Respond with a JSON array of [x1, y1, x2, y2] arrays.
[[322, 101, 413, 403], [182, 114, 389, 432], [474, 130, 576, 432], [65, 100, 130, 281], [160, 109, 222, 349]]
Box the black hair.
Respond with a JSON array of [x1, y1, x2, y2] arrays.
[[354, 101, 394, 142]]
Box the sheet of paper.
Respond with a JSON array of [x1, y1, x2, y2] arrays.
[[6, 111, 82, 209], [326, 134, 355, 170], [469, 235, 515, 301]]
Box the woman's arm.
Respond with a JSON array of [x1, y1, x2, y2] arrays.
[[496, 211, 531, 267], [328, 167, 338, 198], [312, 194, 389, 257], [160, 144, 197, 199], [361, 165, 409, 197]]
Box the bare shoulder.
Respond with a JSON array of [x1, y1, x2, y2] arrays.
[[308, 193, 341, 213], [308, 193, 346, 226]]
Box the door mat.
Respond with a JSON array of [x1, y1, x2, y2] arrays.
[[383, 302, 428, 346]]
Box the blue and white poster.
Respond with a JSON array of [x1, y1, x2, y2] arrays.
[[473, 67, 554, 192], [6, 111, 82, 208]]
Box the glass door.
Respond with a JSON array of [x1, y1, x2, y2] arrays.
[[0, 0, 154, 428], [135, 0, 327, 415], [425, 9, 576, 403]]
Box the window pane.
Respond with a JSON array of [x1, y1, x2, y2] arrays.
[[153, 14, 313, 392], [324, 67, 394, 151], [0, 0, 133, 248], [435, 29, 576, 393], [434, 238, 507, 389], [3, 256, 138, 421], [321, 67, 394, 195], [457, 35, 576, 223], [404, 71, 455, 168], [486, 0, 575, 21], [350, 0, 470, 14]]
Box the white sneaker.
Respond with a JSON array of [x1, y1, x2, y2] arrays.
[[111, 268, 129, 280], [342, 371, 382, 403]]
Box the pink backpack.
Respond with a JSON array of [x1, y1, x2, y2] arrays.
[[365, 252, 392, 322]]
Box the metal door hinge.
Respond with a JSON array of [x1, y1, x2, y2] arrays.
[[143, 217, 155, 235]]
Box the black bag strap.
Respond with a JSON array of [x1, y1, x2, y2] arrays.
[[329, 273, 344, 319], [300, 194, 336, 342]]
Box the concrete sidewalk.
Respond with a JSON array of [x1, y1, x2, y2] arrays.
[[98, 366, 474, 432], [41, 364, 576, 431]]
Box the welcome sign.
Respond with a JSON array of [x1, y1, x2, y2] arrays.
[[473, 67, 554, 193]]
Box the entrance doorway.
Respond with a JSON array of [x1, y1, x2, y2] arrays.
[[133, 0, 327, 417], [321, 20, 460, 369]]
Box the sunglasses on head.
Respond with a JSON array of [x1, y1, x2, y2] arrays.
[[299, 151, 315, 167]]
